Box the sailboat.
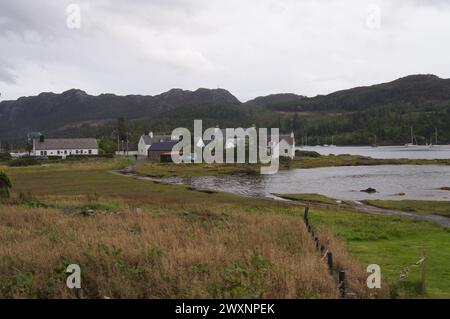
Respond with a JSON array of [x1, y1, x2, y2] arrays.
[[330, 136, 336, 147], [405, 127, 416, 147], [372, 135, 378, 148]]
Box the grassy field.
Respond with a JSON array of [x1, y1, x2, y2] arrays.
[[134, 162, 260, 178], [290, 154, 450, 169], [309, 207, 450, 298], [1, 158, 449, 298], [0, 159, 372, 299], [365, 200, 450, 218]]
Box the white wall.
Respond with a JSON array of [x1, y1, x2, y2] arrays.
[[33, 149, 98, 157], [138, 137, 150, 156]]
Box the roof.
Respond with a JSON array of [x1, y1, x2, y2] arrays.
[[148, 140, 179, 152], [34, 138, 98, 150], [141, 135, 173, 145], [279, 135, 294, 146], [268, 134, 294, 146]]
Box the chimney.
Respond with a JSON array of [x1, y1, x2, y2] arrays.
[[39, 135, 45, 143], [149, 132, 153, 138]]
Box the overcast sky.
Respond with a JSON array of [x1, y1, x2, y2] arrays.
[[1, 0, 450, 102]]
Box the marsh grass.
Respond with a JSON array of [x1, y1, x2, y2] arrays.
[[0, 206, 342, 299]]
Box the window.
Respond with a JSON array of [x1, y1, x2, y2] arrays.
[[88, 150, 92, 154]]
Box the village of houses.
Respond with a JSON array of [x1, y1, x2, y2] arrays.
[[3, 128, 296, 164]]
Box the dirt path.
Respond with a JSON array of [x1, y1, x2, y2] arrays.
[[279, 198, 450, 228]]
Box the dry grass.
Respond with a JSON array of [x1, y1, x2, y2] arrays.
[[0, 205, 342, 299]]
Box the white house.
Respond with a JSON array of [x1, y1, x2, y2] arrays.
[[269, 132, 296, 158], [32, 136, 98, 158], [138, 132, 175, 156]]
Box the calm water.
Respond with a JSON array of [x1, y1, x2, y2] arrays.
[[300, 145, 450, 159], [163, 165, 450, 201]]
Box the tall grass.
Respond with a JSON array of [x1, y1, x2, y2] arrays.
[[0, 206, 347, 299]]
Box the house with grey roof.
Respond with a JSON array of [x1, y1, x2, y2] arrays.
[[147, 140, 180, 162], [268, 132, 296, 158], [32, 136, 98, 158], [138, 132, 176, 156]]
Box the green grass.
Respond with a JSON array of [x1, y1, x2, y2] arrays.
[[134, 162, 260, 178], [291, 154, 450, 169], [309, 207, 450, 298], [364, 200, 450, 218], [273, 193, 338, 205]]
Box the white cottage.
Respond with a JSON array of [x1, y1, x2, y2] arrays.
[[32, 136, 98, 158]]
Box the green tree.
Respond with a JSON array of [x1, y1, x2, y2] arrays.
[[25, 143, 33, 155], [116, 117, 127, 141]]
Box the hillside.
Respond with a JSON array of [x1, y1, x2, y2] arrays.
[[0, 88, 241, 139], [253, 75, 450, 145], [264, 74, 450, 113], [1, 74, 450, 146], [245, 93, 306, 108]]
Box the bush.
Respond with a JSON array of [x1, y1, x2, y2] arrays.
[[0, 153, 12, 162], [0, 170, 12, 198], [8, 156, 40, 167], [295, 150, 321, 158]]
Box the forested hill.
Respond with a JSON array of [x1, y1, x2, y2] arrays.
[[1, 74, 449, 146], [258, 74, 450, 113], [0, 88, 241, 139], [247, 74, 450, 145]]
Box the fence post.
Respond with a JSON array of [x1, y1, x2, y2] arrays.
[[304, 206, 309, 222], [338, 270, 346, 298], [421, 250, 427, 295], [326, 252, 333, 271], [320, 245, 325, 255]]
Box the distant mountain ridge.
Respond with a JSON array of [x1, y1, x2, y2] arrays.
[[1, 74, 450, 143], [245, 93, 306, 108], [263, 74, 450, 112], [0, 88, 241, 139]]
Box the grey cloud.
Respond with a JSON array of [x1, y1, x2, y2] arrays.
[[0, 0, 450, 102]]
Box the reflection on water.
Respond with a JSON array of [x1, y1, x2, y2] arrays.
[[300, 145, 450, 160], [163, 165, 450, 201]]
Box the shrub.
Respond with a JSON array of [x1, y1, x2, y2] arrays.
[[0, 152, 12, 162], [0, 170, 12, 198], [295, 150, 321, 158], [8, 156, 39, 167]]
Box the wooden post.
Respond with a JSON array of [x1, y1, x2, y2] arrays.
[[327, 252, 333, 271], [320, 245, 325, 255], [338, 270, 346, 298], [421, 250, 427, 295], [304, 206, 309, 221], [307, 225, 312, 233]]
